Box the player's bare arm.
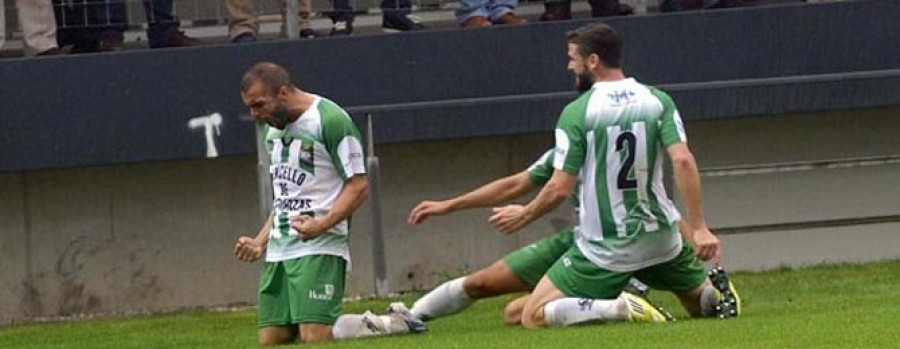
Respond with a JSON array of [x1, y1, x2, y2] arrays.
[[490, 170, 576, 234], [667, 142, 720, 263], [408, 171, 536, 225], [235, 213, 273, 262], [291, 175, 369, 241]]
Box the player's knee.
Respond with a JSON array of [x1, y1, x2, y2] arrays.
[[519, 305, 544, 329], [520, 314, 542, 329], [299, 325, 334, 343], [258, 328, 295, 346], [258, 335, 290, 346], [503, 303, 523, 325], [299, 332, 332, 343]]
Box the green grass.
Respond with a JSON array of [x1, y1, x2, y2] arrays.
[[2, 260, 899, 348]]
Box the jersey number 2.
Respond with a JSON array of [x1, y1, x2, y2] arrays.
[[615, 132, 637, 190]]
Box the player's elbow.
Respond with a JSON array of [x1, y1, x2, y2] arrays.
[[544, 182, 572, 203], [670, 152, 696, 172], [356, 177, 370, 199], [347, 175, 370, 201]]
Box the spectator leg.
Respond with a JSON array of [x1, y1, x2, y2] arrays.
[[226, 0, 258, 39], [142, 0, 179, 48], [456, 0, 490, 25], [486, 0, 518, 22], [15, 0, 59, 55], [328, 0, 355, 23]]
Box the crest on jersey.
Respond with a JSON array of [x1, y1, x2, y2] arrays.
[[299, 140, 315, 170], [608, 89, 636, 106]]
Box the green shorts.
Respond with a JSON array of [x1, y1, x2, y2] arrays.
[[503, 227, 575, 289], [547, 238, 707, 299], [257, 255, 346, 327]]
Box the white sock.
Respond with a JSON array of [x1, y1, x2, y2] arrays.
[[332, 312, 410, 340], [699, 285, 718, 317], [543, 296, 628, 327], [410, 277, 473, 321]]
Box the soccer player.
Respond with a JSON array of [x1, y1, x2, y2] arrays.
[[406, 149, 580, 325], [233, 62, 377, 344], [329, 148, 660, 340], [488, 22, 740, 328]]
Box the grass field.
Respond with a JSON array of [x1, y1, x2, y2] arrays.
[[2, 260, 898, 348]]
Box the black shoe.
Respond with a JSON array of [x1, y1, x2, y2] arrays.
[[589, 0, 632, 17], [299, 28, 316, 39], [382, 13, 425, 33], [540, 0, 572, 21], [623, 278, 651, 298], [36, 47, 63, 56], [161, 31, 202, 48], [330, 21, 353, 36], [660, 0, 683, 12], [708, 267, 742, 319], [231, 32, 257, 43], [97, 35, 124, 52]]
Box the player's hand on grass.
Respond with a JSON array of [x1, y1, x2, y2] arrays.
[[291, 215, 327, 241], [489, 204, 530, 235], [408, 200, 452, 225], [234, 236, 263, 262], [692, 228, 721, 265]]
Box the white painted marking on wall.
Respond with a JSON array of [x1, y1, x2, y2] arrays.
[[188, 113, 223, 158]]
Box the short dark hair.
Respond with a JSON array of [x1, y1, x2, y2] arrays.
[[566, 22, 623, 68], [240, 62, 295, 95]]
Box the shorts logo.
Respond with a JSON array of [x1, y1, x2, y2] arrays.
[[563, 257, 572, 268], [309, 284, 335, 301]]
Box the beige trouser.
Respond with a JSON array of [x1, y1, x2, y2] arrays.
[[226, 0, 313, 39], [15, 0, 58, 55], [0, 0, 6, 51]]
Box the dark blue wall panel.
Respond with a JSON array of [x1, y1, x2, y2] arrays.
[[0, 0, 897, 172]]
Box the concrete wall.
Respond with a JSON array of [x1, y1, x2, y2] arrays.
[[2, 107, 899, 325], [690, 106, 900, 271]]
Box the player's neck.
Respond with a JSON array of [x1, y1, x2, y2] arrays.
[[593, 69, 626, 83], [285, 89, 315, 122]]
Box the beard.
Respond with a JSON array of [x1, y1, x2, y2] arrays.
[[269, 104, 293, 129], [575, 70, 595, 93]]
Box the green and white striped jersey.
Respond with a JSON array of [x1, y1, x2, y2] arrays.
[[264, 95, 366, 263], [527, 149, 555, 185], [527, 149, 580, 212], [554, 78, 685, 272]]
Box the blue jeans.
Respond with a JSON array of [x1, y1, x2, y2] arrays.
[[456, 0, 518, 23]]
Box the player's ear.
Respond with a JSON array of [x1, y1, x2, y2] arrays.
[[276, 85, 291, 99], [588, 53, 601, 70]]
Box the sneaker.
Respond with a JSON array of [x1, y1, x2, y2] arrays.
[[387, 302, 427, 333], [299, 28, 316, 39], [623, 278, 651, 298], [708, 267, 741, 318], [331, 21, 353, 36], [383, 13, 425, 33], [622, 292, 673, 323]]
